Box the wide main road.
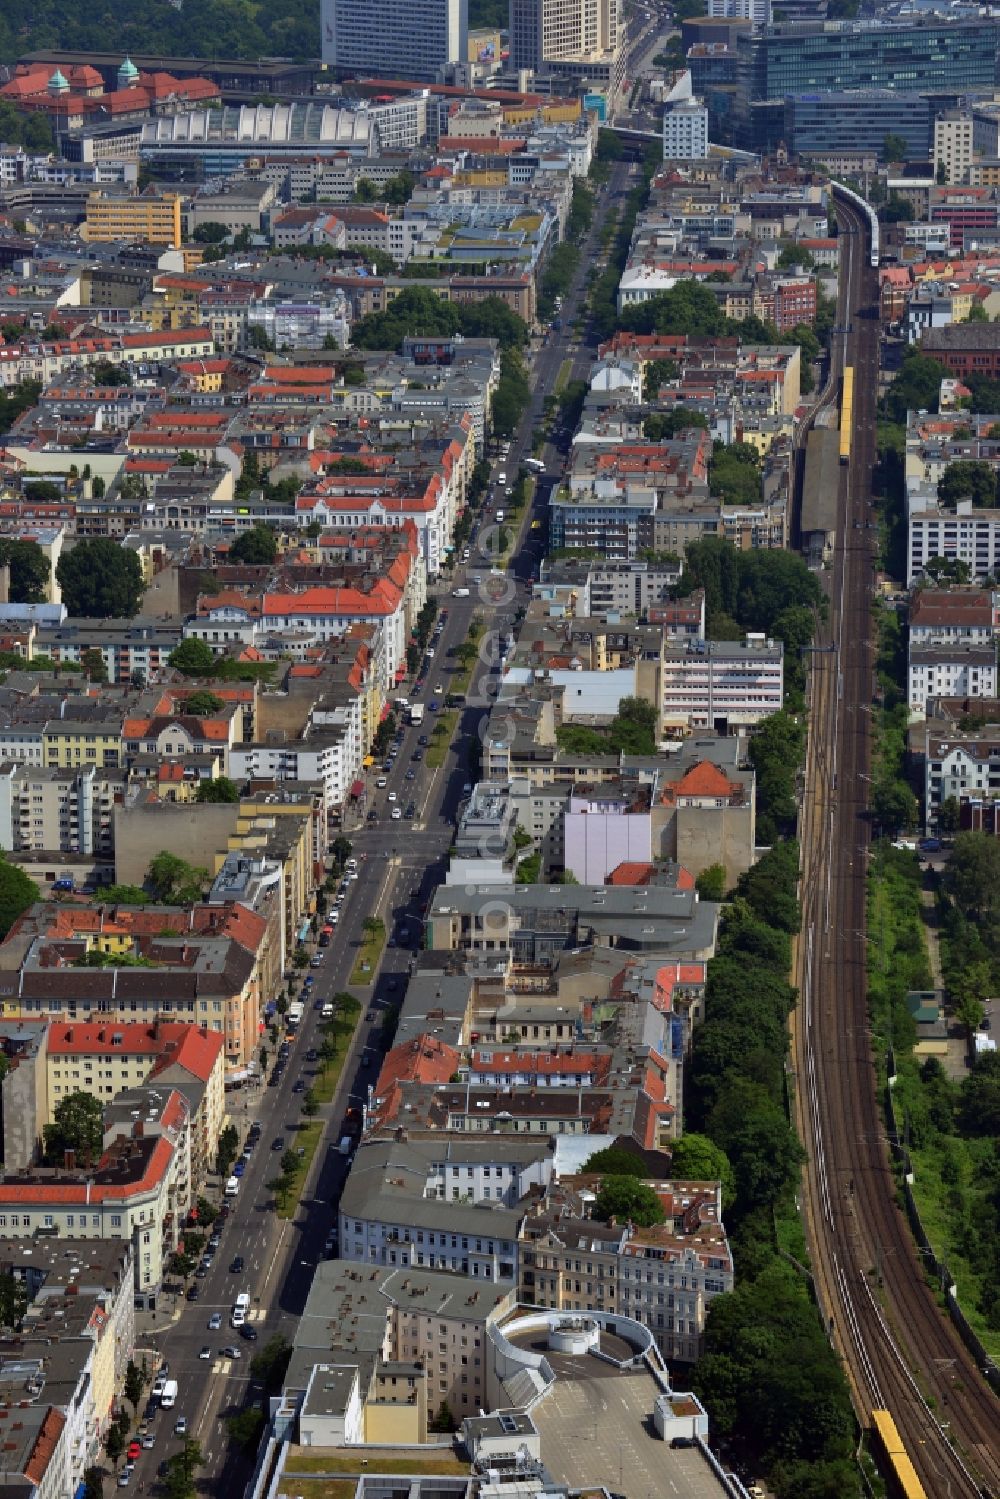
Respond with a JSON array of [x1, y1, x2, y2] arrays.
[[132, 150, 629, 1498], [793, 196, 1000, 1494]]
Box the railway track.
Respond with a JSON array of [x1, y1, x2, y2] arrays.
[[792, 192, 1000, 1496]]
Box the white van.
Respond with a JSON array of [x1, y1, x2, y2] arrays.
[[160, 1380, 179, 1409], [231, 1292, 251, 1328], [497, 470, 506, 486], [224, 1176, 240, 1197]]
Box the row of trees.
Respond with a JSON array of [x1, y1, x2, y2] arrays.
[[688, 843, 857, 1494]]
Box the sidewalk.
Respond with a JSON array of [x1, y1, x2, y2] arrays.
[[919, 886, 945, 991]]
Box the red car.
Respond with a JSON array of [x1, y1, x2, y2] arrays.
[[127, 1440, 141, 1461]]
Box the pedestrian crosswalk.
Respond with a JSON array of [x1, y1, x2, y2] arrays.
[[247, 1307, 267, 1321]]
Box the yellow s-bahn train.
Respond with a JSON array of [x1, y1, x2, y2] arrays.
[[840, 366, 854, 465], [871, 1409, 928, 1499]]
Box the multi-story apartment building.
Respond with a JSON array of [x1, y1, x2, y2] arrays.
[[45, 1021, 225, 1188], [0, 764, 125, 858], [663, 99, 709, 161], [0, 899, 269, 1073], [908, 642, 998, 717], [520, 1178, 732, 1362], [0, 1237, 135, 1446], [922, 711, 1000, 828], [339, 1151, 522, 1282], [33, 618, 182, 685], [661, 635, 783, 731], [0, 1086, 190, 1303]]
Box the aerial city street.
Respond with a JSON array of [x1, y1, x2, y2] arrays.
[[0, 2, 998, 1499]]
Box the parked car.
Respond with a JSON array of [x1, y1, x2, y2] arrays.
[[127, 1441, 141, 1461]]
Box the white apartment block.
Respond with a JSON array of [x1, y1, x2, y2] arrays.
[[907, 642, 998, 716], [321, 0, 466, 80], [663, 100, 709, 161], [229, 728, 362, 822], [661, 635, 784, 731], [934, 111, 973, 185], [907, 497, 1000, 585]]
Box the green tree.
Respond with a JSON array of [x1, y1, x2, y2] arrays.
[[98, 884, 149, 905], [124, 1359, 144, 1412], [43, 1091, 104, 1167], [696, 864, 728, 901], [229, 525, 278, 565], [669, 1133, 735, 1209], [644, 406, 708, 440], [184, 690, 224, 716], [937, 460, 998, 510], [959, 1050, 1000, 1135], [0, 539, 49, 603], [430, 1400, 456, 1432], [147, 851, 208, 903], [225, 1407, 265, 1449], [216, 1124, 239, 1177], [0, 1272, 28, 1330], [937, 795, 961, 833], [55, 538, 144, 618], [197, 775, 240, 802], [592, 1176, 665, 1227], [83, 1465, 104, 1499], [0, 854, 38, 939], [301, 1088, 319, 1117], [882, 133, 907, 161], [80, 647, 108, 682], [881, 346, 950, 424], [91, 359, 131, 387], [168, 637, 216, 676], [249, 1336, 292, 1393], [943, 831, 1000, 921], [193, 222, 229, 243], [103, 1424, 124, 1469], [0, 381, 41, 436], [581, 1145, 648, 1176]]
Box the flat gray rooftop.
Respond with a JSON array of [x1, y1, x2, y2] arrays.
[[526, 1350, 728, 1499]]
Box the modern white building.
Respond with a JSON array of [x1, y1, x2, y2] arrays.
[[321, 0, 467, 80], [663, 99, 709, 161], [661, 635, 784, 731], [707, 0, 770, 25], [907, 495, 1000, 585]]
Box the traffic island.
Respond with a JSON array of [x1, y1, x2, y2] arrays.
[[348, 918, 386, 985]]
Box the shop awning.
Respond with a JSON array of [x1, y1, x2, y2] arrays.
[[379, 704, 390, 721], [350, 779, 366, 797]]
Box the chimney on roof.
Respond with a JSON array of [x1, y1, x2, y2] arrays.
[[132, 1119, 143, 1140]]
